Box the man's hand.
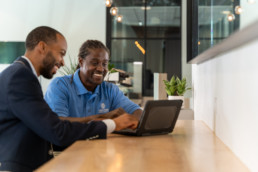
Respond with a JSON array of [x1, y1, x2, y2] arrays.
[[132, 109, 143, 120], [59, 108, 127, 123], [95, 108, 126, 120], [113, 113, 139, 131]]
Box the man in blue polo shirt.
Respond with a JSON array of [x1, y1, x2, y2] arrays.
[[45, 40, 142, 124]]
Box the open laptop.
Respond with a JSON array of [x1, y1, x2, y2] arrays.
[[114, 99, 183, 136]]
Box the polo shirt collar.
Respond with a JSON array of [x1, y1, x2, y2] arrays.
[[73, 69, 100, 95]]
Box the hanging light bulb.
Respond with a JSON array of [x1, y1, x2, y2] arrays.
[[116, 15, 123, 23], [227, 13, 235, 22], [247, 0, 255, 4], [105, 0, 112, 7], [110, 7, 118, 16], [235, 6, 243, 15]]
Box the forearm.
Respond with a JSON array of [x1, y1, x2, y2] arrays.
[[58, 108, 125, 123], [59, 115, 101, 123], [132, 109, 143, 120]]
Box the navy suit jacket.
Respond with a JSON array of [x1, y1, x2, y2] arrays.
[[0, 57, 107, 172]]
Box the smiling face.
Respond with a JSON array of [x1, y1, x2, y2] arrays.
[[79, 48, 109, 91], [40, 34, 67, 79]]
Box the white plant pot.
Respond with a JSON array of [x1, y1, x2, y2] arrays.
[[168, 96, 185, 108]]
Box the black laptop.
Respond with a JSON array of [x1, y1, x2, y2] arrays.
[[114, 99, 183, 136]]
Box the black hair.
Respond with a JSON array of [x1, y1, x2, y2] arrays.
[[25, 26, 64, 50], [76, 40, 110, 69]]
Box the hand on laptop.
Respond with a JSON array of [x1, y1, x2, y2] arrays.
[[91, 108, 126, 121], [113, 113, 139, 131], [96, 108, 126, 120]]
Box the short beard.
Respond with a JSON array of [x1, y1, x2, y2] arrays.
[[41, 52, 56, 79]]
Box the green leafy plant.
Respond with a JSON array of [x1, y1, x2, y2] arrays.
[[108, 63, 116, 73], [163, 76, 177, 96], [163, 76, 191, 96], [59, 55, 78, 75], [105, 63, 118, 82]]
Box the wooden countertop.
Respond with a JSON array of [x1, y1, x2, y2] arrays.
[[36, 120, 249, 172]]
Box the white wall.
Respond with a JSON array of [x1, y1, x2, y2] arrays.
[[192, 38, 258, 172], [0, 0, 106, 93], [240, 1, 258, 29]]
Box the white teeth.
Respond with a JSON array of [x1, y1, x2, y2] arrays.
[[94, 74, 102, 77]]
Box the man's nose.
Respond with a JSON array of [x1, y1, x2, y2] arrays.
[[60, 58, 65, 67], [96, 64, 104, 71]]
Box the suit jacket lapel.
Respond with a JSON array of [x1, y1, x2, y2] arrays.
[[15, 56, 33, 73]]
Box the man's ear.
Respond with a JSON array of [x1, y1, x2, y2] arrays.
[[78, 57, 84, 67], [37, 41, 47, 54]]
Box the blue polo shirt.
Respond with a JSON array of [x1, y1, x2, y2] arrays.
[[44, 69, 140, 117]]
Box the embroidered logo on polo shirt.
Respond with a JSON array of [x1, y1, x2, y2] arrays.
[[101, 103, 105, 109], [98, 103, 109, 113]]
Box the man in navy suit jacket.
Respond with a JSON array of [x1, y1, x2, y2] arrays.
[[0, 26, 138, 172]]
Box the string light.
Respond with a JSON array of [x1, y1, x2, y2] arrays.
[[116, 15, 123, 23], [105, 1, 120, 23], [235, 6, 243, 15], [227, 13, 235, 22], [105, 0, 112, 7], [110, 7, 118, 16], [247, 0, 255, 4]]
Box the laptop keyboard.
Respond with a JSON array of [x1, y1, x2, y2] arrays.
[[119, 128, 137, 133]]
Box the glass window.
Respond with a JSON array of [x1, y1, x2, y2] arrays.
[[146, 6, 181, 38], [198, 1, 239, 54], [110, 39, 144, 73], [188, 0, 240, 61], [111, 6, 145, 38], [144, 39, 181, 96], [107, 0, 181, 97]]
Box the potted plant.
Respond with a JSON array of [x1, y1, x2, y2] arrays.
[[163, 76, 191, 108], [58, 55, 78, 75], [104, 63, 118, 82]]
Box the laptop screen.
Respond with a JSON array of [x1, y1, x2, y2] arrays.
[[144, 106, 177, 130], [114, 100, 182, 136]]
